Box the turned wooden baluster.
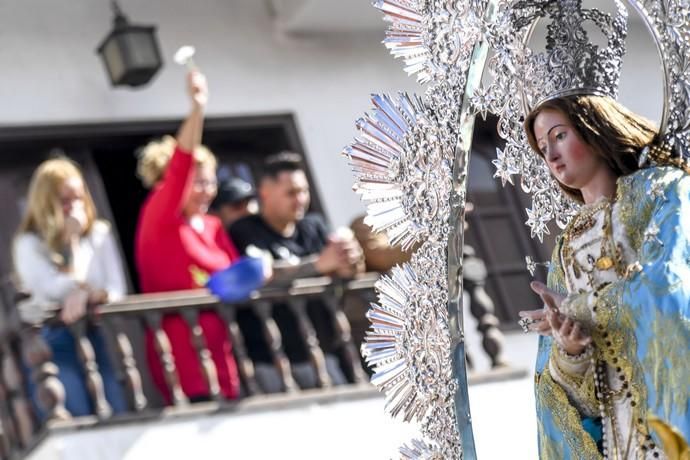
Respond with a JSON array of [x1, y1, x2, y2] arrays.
[[323, 284, 368, 384], [286, 298, 332, 389], [69, 321, 112, 419], [21, 328, 70, 421], [464, 251, 507, 368], [105, 317, 147, 411], [0, 282, 36, 445], [144, 313, 188, 406], [1, 343, 34, 448], [252, 301, 298, 393], [179, 309, 221, 401], [465, 279, 507, 367], [0, 419, 9, 460], [0, 360, 16, 457], [216, 305, 261, 397]]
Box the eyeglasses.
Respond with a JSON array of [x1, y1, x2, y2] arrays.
[[193, 179, 218, 189]]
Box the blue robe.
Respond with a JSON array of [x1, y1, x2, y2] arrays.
[[535, 166, 690, 459]]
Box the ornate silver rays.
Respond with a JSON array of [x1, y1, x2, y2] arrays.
[[345, 0, 690, 458], [634, 0, 690, 156], [346, 90, 463, 458], [346, 93, 454, 251], [345, 1, 487, 458]]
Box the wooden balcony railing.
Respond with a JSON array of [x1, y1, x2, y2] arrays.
[[0, 271, 509, 459], [0, 274, 377, 459]]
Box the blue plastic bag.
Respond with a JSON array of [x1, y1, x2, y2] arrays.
[[206, 256, 265, 302]]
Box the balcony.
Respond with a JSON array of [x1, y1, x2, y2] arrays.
[[0, 274, 528, 459]]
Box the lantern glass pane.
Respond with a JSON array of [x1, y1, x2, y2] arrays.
[[102, 38, 126, 82], [122, 31, 158, 68]]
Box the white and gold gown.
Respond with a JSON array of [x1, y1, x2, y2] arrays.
[[535, 166, 690, 460]]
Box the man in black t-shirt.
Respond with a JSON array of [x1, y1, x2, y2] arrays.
[[229, 152, 363, 392]]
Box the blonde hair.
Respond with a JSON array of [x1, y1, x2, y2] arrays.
[[525, 95, 658, 203], [136, 135, 217, 188], [17, 157, 97, 258]]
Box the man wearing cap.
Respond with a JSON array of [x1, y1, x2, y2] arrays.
[[209, 176, 258, 230]]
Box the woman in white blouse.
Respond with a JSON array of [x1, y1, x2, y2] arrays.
[[13, 157, 127, 417]]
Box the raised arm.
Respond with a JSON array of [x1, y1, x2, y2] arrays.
[[142, 71, 208, 224], [176, 71, 206, 154]]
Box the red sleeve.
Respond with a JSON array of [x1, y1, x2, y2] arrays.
[[143, 146, 195, 226]]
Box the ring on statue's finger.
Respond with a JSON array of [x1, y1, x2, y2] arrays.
[[518, 317, 536, 333]]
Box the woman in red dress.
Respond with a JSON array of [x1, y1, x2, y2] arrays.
[[135, 70, 247, 402]]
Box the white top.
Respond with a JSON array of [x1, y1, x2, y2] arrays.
[[13, 220, 127, 323], [552, 200, 665, 460]]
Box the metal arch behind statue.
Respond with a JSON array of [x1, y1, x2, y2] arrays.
[[346, 0, 496, 456], [623, 0, 690, 171]]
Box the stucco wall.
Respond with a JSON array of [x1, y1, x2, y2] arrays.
[[0, 0, 664, 226]]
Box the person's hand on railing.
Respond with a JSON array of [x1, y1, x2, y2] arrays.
[[60, 288, 89, 325], [246, 245, 274, 283], [314, 238, 351, 275], [332, 227, 365, 278], [86, 288, 109, 307], [335, 238, 365, 279]]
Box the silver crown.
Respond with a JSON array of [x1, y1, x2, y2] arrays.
[[513, 0, 628, 110], [480, 0, 630, 240]]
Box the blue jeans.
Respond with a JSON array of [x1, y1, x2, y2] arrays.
[[25, 325, 127, 418]]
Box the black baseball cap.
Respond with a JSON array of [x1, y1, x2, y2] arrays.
[[211, 177, 256, 209]]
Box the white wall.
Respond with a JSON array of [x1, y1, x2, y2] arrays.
[[0, 0, 664, 226], [26, 378, 540, 460], [0, 0, 420, 227], [28, 396, 422, 460]]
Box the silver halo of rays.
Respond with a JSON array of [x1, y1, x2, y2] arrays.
[[345, 92, 461, 458], [344, 0, 489, 458], [630, 0, 690, 158]]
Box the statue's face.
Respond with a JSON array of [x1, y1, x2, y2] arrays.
[[533, 108, 605, 192]]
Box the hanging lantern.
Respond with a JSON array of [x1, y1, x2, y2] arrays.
[[96, 0, 163, 88]]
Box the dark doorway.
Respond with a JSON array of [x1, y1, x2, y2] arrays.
[[465, 116, 556, 326]]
